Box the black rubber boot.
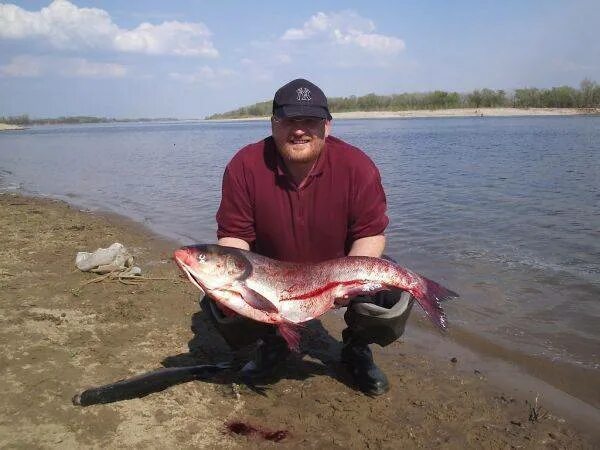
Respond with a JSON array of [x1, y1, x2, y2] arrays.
[[239, 334, 291, 380], [341, 333, 389, 396]]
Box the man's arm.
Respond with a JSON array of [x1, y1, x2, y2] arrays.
[[218, 237, 250, 251], [218, 235, 384, 256], [216, 160, 256, 246], [347, 235, 386, 258]]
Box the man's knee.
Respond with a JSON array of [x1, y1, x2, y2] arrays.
[[344, 290, 414, 347], [199, 296, 275, 349]]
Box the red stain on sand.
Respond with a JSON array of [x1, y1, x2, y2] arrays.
[[226, 420, 289, 442]]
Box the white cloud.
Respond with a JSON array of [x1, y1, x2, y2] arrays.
[[169, 66, 235, 84], [0, 55, 128, 78], [229, 10, 408, 75], [0, 0, 217, 57], [281, 11, 405, 55], [0, 55, 43, 77], [114, 21, 216, 56], [63, 58, 128, 78], [282, 12, 334, 40]]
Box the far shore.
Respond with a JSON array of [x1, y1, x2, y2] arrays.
[[208, 107, 600, 121], [0, 123, 25, 131], [333, 107, 600, 119], [2, 108, 598, 129]]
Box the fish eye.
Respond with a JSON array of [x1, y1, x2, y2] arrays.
[[198, 254, 207, 264]]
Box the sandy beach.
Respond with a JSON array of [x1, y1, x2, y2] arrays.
[[0, 193, 598, 448], [208, 107, 600, 122], [331, 107, 600, 119], [0, 123, 24, 131]]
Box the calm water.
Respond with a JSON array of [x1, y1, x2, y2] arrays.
[[1, 117, 599, 373]]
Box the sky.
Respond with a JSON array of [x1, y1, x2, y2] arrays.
[[0, 0, 599, 118]]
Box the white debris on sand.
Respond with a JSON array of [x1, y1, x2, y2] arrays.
[[75, 242, 141, 275]]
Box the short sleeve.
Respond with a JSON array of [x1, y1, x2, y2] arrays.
[[348, 163, 389, 241], [216, 163, 256, 243]]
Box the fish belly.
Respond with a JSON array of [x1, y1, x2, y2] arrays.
[[278, 293, 336, 323]]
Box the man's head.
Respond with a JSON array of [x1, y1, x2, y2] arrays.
[[271, 78, 332, 165], [272, 78, 332, 121]]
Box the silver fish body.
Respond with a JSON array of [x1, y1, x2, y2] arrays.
[[174, 244, 458, 350]]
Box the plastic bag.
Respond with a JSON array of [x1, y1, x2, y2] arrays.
[[75, 243, 136, 273]]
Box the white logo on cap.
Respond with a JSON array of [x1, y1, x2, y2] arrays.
[[296, 87, 312, 101]]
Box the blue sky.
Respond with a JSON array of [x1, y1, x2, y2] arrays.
[[1, 0, 598, 118]]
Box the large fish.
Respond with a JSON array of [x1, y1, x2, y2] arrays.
[[173, 244, 458, 351]]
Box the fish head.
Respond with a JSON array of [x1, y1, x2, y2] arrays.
[[173, 244, 251, 291]]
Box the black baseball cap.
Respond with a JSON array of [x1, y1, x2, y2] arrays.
[[272, 78, 332, 120]]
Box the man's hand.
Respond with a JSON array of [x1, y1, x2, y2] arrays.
[[347, 235, 385, 258], [341, 235, 386, 301], [217, 237, 250, 251]]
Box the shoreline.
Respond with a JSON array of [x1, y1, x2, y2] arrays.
[[1, 192, 598, 447], [9, 191, 600, 407], [3, 108, 598, 129], [207, 107, 600, 122], [0, 123, 25, 131], [333, 107, 600, 119]]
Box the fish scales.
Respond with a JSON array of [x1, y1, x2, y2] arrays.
[[174, 244, 458, 351]]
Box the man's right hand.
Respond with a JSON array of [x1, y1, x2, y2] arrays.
[[217, 237, 250, 251]]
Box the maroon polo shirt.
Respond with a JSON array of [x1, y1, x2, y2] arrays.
[[216, 135, 388, 263]]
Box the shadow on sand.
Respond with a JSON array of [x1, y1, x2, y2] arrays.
[[73, 308, 356, 406]]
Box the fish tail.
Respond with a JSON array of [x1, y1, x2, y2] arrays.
[[277, 320, 304, 352], [410, 275, 459, 331]]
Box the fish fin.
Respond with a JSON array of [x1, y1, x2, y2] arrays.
[[420, 276, 459, 302], [238, 285, 279, 313], [411, 276, 459, 330], [277, 320, 304, 352]]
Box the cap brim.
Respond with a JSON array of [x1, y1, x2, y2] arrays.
[[274, 105, 332, 120]]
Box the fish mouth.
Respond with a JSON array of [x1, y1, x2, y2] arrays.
[[173, 253, 206, 295]]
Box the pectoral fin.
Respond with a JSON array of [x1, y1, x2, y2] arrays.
[[237, 285, 279, 313]]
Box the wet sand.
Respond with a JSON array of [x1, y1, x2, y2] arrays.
[[0, 193, 598, 448]]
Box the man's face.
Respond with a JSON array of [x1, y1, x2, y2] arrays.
[[271, 116, 331, 165]]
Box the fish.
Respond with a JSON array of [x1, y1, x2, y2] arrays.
[[173, 244, 458, 351], [72, 362, 230, 406]]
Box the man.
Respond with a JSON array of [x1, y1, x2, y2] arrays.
[[203, 78, 413, 396]]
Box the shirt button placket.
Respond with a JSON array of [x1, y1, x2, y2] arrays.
[[296, 188, 304, 224]]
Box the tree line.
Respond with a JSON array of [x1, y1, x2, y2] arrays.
[[3, 80, 598, 124], [206, 79, 600, 119]]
